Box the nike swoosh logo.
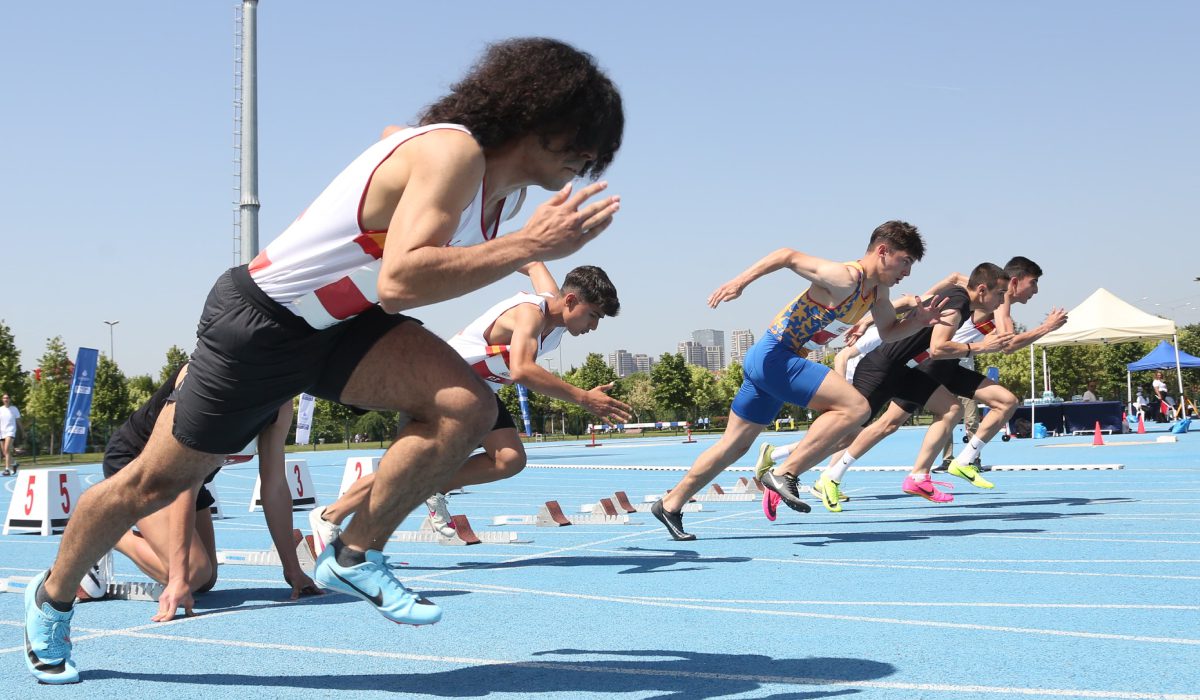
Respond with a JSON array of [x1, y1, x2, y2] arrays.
[[331, 570, 384, 607], [25, 631, 68, 673]]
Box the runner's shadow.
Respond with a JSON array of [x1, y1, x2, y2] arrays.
[[404, 548, 752, 575], [190, 587, 351, 611], [790, 526, 1046, 547], [86, 649, 895, 698]]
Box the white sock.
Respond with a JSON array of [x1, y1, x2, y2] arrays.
[[956, 436, 985, 465], [825, 452, 857, 483], [770, 442, 797, 462]]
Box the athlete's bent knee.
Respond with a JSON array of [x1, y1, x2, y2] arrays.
[[495, 448, 527, 478]]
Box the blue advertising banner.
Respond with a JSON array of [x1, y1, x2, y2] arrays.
[[516, 384, 533, 436], [62, 347, 99, 453]]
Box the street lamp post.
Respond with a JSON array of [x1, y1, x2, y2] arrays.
[[103, 320, 119, 363]]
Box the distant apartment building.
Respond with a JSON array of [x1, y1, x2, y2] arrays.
[[730, 329, 754, 366], [678, 341, 707, 367], [633, 353, 654, 373], [607, 349, 637, 378], [703, 345, 724, 373]]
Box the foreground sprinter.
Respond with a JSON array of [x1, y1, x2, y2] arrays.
[[24, 37, 624, 683]]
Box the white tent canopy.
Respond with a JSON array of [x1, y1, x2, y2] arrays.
[[1029, 288, 1181, 408], [1035, 288, 1176, 347]]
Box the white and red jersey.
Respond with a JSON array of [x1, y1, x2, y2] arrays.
[[905, 315, 997, 368], [446, 292, 565, 392], [248, 123, 527, 329]]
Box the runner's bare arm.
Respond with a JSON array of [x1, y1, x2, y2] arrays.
[[833, 344, 860, 378], [707, 249, 858, 308], [518, 261, 560, 296], [257, 402, 320, 598], [377, 132, 619, 312], [151, 485, 200, 621], [1003, 307, 1068, 353], [507, 305, 631, 422]]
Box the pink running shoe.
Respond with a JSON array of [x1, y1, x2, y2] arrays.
[[762, 488, 781, 521], [902, 473, 954, 503]]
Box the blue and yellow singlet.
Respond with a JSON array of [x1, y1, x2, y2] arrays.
[[764, 261, 877, 357]]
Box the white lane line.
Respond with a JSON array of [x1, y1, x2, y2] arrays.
[[759, 557, 1200, 581], [615, 597, 1200, 611], [416, 579, 1200, 646], [974, 534, 1200, 545], [2, 623, 1195, 699]]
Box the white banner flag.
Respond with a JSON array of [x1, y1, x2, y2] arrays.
[[295, 393, 316, 445]]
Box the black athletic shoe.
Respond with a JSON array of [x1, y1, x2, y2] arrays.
[[651, 499, 696, 541], [760, 471, 811, 513], [933, 458, 952, 473]]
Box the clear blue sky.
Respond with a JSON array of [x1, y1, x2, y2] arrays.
[[3, 1, 1197, 378]]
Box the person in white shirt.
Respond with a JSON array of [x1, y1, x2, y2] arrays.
[[1081, 380, 1099, 402], [0, 393, 23, 476]]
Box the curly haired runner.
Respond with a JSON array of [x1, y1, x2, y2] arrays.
[[651, 221, 948, 541], [24, 37, 624, 684]]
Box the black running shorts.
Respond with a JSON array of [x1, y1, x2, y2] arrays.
[[892, 361, 988, 414], [103, 444, 218, 512], [851, 352, 943, 425], [491, 394, 517, 432], [172, 266, 417, 455]]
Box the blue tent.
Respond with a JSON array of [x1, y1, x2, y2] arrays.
[[1127, 340, 1200, 372]]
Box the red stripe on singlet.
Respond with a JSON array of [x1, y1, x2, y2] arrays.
[[248, 249, 272, 274], [313, 277, 373, 321]]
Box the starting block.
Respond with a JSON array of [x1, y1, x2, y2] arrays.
[[101, 581, 166, 601], [612, 491, 639, 514], [579, 498, 621, 516], [538, 500, 629, 526], [492, 514, 537, 526], [388, 514, 519, 545], [251, 459, 317, 512], [208, 483, 229, 520], [536, 500, 572, 526], [0, 576, 165, 602], [0, 575, 33, 594], [217, 529, 318, 570], [4, 469, 82, 535], [338, 456, 380, 497], [731, 477, 764, 493], [693, 483, 757, 502]]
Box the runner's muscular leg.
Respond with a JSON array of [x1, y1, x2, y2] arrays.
[[971, 381, 1018, 442], [912, 388, 962, 474], [662, 414, 764, 513], [336, 322, 495, 551], [444, 428, 525, 491], [44, 402, 223, 602], [776, 373, 870, 479], [838, 401, 911, 465]]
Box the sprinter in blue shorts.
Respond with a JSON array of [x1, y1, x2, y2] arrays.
[[652, 221, 946, 540]]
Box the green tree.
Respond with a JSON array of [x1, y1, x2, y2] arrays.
[[651, 353, 692, 420], [620, 372, 657, 423], [573, 352, 618, 390], [160, 345, 190, 386], [716, 360, 744, 413], [91, 354, 131, 446], [0, 320, 26, 406], [353, 411, 398, 442], [26, 337, 72, 454], [687, 365, 721, 421], [127, 374, 156, 414], [311, 399, 357, 445]]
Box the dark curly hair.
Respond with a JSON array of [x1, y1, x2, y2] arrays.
[[418, 37, 624, 178], [563, 265, 620, 317]]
